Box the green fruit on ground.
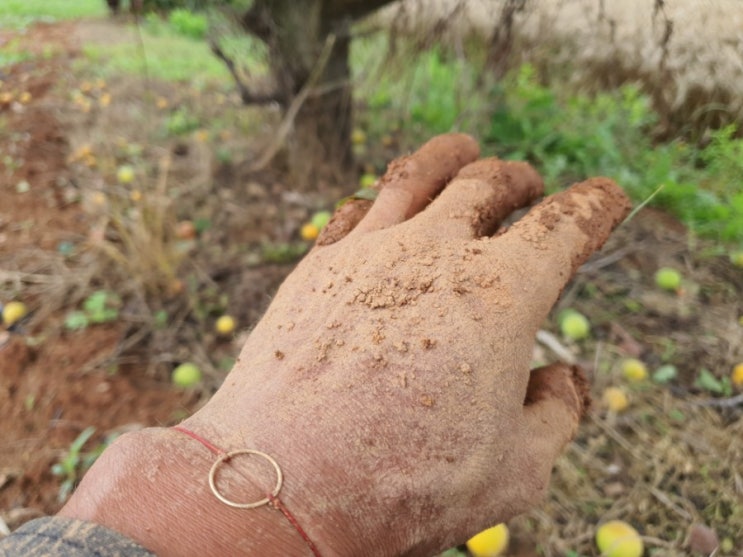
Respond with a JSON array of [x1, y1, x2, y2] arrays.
[[729, 251, 743, 267], [359, 173, 377, 188], [655, 267, 682, 291], [621, 358, 648, 382], [602, 387, 629, 412], [311, 211, 332, 230], [2, 301, 28, 327], [116, 165, 135, 184], [350, 128, 367, 145], [466, 523, 509, 557], [595, 520, 643, 557], [560, 310, 590, 340], [172, 362, 202, 387]]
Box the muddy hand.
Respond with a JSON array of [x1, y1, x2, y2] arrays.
[[188, 133, 632, 556]]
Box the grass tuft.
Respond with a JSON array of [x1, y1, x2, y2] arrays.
[[0, 0, 105, 29]]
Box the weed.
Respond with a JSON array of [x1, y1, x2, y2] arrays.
[[353, 36, 487, 143], [64, 290, 121, 331], [0, 38, 32, 67], [695, 368, 732, 396], [80, 30, 230, 84], [92, 156, 187, 298], [164, 107, 200, 136], [482, 64, 743, 244], [0, 0, 104, 30], [168, 8, 207, 40], [485, 64, 656, 186], [51, 427, 117, 502]]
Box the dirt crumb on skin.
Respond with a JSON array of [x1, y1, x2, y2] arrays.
[[513, 177, 631, 268], [421, 338, 436, 349], [419, 394, 435, 407]]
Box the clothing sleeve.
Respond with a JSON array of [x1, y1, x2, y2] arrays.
[[0, 516, 155, 556]]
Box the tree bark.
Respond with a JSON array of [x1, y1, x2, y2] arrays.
[[239, 0, 396, 190]]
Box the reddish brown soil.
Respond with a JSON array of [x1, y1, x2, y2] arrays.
[[0, 23, 194, 528]]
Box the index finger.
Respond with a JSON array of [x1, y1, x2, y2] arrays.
[[317, 133, 480, 246], [496, 178, 631, 323]]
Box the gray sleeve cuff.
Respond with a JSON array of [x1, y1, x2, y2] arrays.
[[0, 516, 155, 556]]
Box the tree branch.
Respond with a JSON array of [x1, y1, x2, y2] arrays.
[[209, 40, 283, 106], [323, 0, 398, 21]]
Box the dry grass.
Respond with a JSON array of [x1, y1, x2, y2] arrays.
[[520, 379, 743, 556], [84, 154, 185, 298]]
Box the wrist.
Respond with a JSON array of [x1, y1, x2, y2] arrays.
[[58, 426, 312, 556]]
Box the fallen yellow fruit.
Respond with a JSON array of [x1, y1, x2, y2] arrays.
[[116, 165, 135, 184], [300, 223, 319, 241], [621, 358, 648, 382], [732, 363, 743, 386], [172, 362, 202, 387], [596, 520, 643, 557], [351, 128, 367, 145], [602, 387, 629, 413], [3, 301, 28, 327], [215, 315, 236, 336], [466, 523, 509, 557]]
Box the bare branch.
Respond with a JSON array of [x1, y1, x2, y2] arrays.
[[690, 393, 743, 408], [209, 40, 283, 106], [323, 0, 398, 21]]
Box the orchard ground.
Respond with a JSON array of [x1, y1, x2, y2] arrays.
[[1, 16, 742, 557]]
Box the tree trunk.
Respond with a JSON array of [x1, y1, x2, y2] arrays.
[[243, 0, 395, 190], [289, 32, 353, 189]]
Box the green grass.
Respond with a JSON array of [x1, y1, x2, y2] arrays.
[[353, 38, 743, 246], [80, 28, 230, 85], [78, 14, 266, 87], [0, 0, 106, 29], [353, 36, 487, 142], [483, 64, 743, 243]]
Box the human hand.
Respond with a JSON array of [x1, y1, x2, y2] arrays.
[[187, 133, 631, 555], [60, 133, 630, 556]]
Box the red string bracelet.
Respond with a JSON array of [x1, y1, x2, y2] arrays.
[[172, 425, 322, 557]]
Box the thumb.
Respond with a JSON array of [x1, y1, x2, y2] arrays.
[[521, 363, 590, 468]]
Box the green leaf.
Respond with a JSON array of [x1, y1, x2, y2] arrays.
[[154, 310, 169, 329], [652, 364, 678, 384], [669, 409, 686, 423], [695, 368, 724, 394], [69, 426, 97, 455], [83, 291, 108, 314], [64, 311, 89, 331]]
